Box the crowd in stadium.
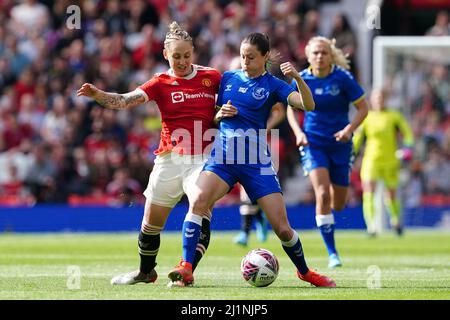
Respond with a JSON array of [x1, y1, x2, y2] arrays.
[[0, 0, 448, 206]]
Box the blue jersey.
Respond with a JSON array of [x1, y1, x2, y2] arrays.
[[213, 69, 294, 165], [292, 65, 365, 147]]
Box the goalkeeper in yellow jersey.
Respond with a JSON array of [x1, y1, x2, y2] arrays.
[[353, 88, 414, 236]]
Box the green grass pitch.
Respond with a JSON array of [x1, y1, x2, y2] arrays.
[[0, 230, 449, 300]]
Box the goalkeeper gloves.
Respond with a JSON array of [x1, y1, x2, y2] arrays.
[[395, 146, 413, 161]]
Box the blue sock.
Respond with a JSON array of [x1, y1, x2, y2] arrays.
[[316, 214, 337, 256], [182, 213, 203, 265], [281, 232, 309, 275]]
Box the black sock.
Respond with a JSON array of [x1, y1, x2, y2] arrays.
[[254, 208, 263, 224], [242, 214, 253, 234], [193, 218, 210, 271], [138, 223, 162, 274]]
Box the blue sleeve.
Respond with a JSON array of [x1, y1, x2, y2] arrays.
[[273, 77, 295, 104], [216, 72, 230, 107], [342, 70, 365, 103]]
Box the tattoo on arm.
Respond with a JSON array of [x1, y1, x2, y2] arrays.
[[95, 90, 145, 110], [95, 93, 125, 109], [122, 91, 146, 108]]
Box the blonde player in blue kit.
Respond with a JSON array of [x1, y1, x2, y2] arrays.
[[287, 36, 369, 268], [167, 33, 336, 288]]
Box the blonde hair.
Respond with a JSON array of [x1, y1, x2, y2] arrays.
[[164, 21, 193, 49], [305, 36, 350, 70]]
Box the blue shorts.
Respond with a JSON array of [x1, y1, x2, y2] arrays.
[[299, 143, 353, 186], [203, 163, 282, 203]]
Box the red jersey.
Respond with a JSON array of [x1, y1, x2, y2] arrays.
[[138, 65, 221, 155]]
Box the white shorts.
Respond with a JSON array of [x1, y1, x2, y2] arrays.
[[143, 152, 207, 208]]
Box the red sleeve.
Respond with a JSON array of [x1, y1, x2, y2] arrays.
[[138, 76, 160, 101]]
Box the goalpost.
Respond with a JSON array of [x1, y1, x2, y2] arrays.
[[371, 36, 450, 233]]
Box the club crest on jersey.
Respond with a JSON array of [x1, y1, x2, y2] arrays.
[[171, 91, 185, 103], [326, 85, 340, 96], [252, 87, 268, 100], [202, 78, 212, 87]]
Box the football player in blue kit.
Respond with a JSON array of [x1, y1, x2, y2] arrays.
[[168, 33, 336, 288], [287, 36, 369, 268]]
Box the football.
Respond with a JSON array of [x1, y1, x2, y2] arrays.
[[240, 248, 279, 287]]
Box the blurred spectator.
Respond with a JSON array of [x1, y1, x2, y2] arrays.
[[13, 68, 35, 109], [443, 126, 450, 157], [17, 93, 45, 134], [66, 147, 91, 195], [65, 39, 89, 74], [106, 167, 143, 206], [40, 94, 68, 146], [102, 109, 127, 145], [423, 111, 445, 148], [423, 146, 450, 195], [209, 42, 238, 73], [410, 116, 429, 162], [294, 9, 321, 67], [429, 64, 450, 106], [102, 0, 127, 35], [84, 117, 111, 162], [0, 112, 33, 152], [126, 150, 153, 190], [0, 87, 16, 114], [24, 143, 58, 203], [88, 148, 113, 193], [9, 0, 50, 37], [425, 10, 450, 36], [131, 24, 163, 69], [387, 58, 424, 110], [403, 161, 425, 209], [329, 13, 358, 77], [411, 82, 445, 120], [0, 163, 25, 196], [348, 156, 363, 207], [131, 55, 166, 84], [0, 57, 15, 92]]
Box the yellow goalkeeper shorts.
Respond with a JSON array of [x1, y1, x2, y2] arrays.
[[360, 160, 400, 188]]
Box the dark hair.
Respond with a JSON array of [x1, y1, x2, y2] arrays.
[[242, 33, 270, 55], [242, 32, 279, 70]]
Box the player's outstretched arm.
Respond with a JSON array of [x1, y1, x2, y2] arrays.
[[77, 83, 146, 110], [280, 62, 315, 111]]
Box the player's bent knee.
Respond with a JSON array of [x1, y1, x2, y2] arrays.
[[192, 192, 212, 213]]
